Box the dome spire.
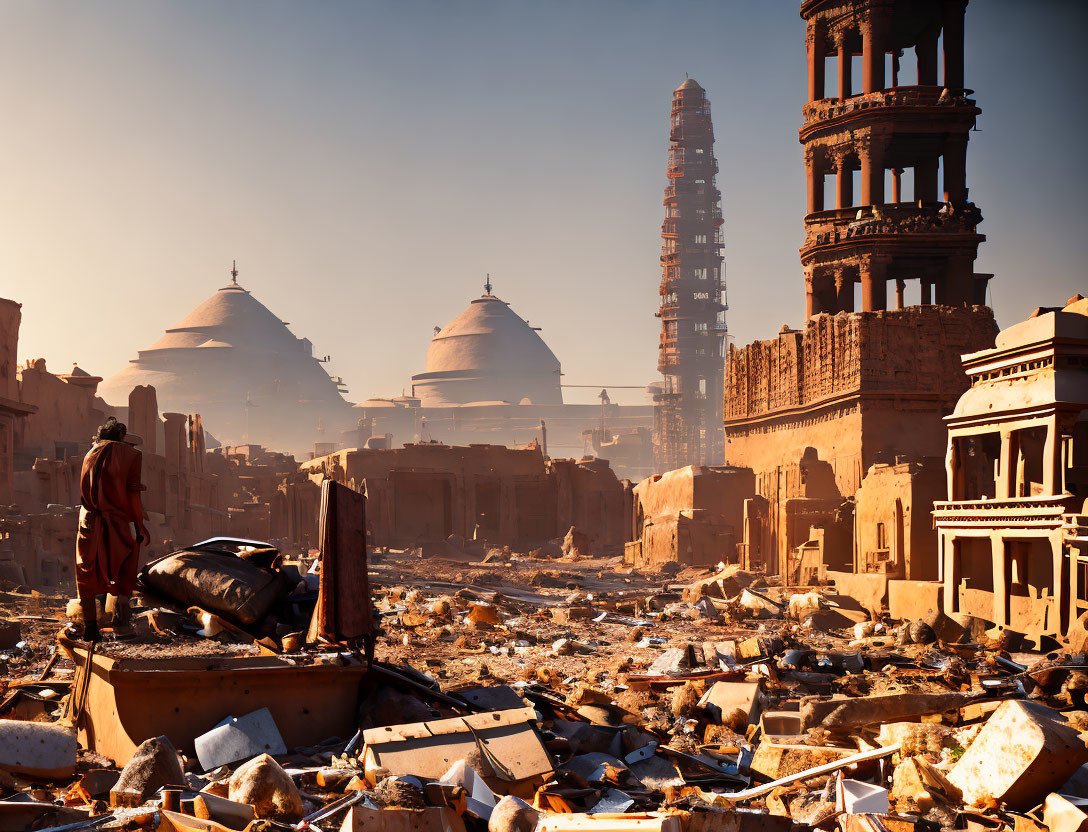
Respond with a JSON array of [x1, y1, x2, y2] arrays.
[[484, 273, 492, 297], [230, 259, 239, 286]]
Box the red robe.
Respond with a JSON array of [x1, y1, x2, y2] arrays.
[[75, 440, 144, 598]]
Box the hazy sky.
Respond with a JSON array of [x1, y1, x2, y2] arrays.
[[1, 1, 1084, 407]]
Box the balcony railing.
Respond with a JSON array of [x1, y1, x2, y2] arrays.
[[932, 495, 1077, 526], [801, 86, 977, 128], [661, 246, 724, 265], [664, 183, 719, 202], [672, 99, 712, 117], [802, 202, 982, 250]]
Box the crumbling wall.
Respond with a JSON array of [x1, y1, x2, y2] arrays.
[[15, 360, 106, 459], [304, 443, 626, 553], [725, 306, 996, 577], [0, 299, 19, 402], [854, 459, 944, 581], [630, 465, 755, 569]]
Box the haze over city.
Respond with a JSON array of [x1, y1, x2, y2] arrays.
[[1, 0, 1085, 406], [4, 0, 1088, 820]]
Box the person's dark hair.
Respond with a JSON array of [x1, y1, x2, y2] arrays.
[[95, 417, 127, 442]]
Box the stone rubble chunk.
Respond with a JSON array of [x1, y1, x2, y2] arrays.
[[111, 735, 184, 804], [949, 700, 1088, 810], [228, 753, 304, 821]]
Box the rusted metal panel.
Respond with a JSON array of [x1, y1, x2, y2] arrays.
[[362, 708, 552, 795], [309, 480, 371, 644], [60, 637, 366, 767]]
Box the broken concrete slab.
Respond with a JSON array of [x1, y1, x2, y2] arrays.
[[194, 707, 287, 771], [363, 707, 553, 797], [949, 700, 1088, 810], [0, 719, 76, 778], [697, 681, 761, 729]]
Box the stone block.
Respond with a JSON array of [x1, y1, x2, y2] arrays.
[[949, 700, 1088, 810]]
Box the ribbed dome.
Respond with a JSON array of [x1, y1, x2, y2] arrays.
[[100, 276, 351, 454], [411, 292, 563, 406]]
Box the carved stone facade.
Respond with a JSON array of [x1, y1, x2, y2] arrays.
[[799, 0, 986, 316], [935, 295, 1088, 639], [719, 0, 998, 583]]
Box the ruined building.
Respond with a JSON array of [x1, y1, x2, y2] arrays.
[[654, 78, 727, 470], [935, 295, 1088, 639], [356, 283, 656, 481], [0, 290, 323, 590], [725, 0, 998, 580], [100, 265, 353, 456], [304, 442, 628, 555], [626, 465, 753, 571]]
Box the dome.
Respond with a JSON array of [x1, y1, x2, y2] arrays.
[[411, 291, 563, 407], [100, 271, 352, 454], [676, 77, 704, 92]]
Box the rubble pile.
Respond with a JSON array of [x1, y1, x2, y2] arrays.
[[3, 549, 1088, 832]]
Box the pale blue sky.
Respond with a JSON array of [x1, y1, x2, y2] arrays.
[[1, 1, 1084, 406]]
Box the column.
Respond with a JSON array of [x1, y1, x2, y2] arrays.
[[991, 536, 1007, 626], [946, 254, 974, 306], [915, 157, 939, 203], [1043, 417, 1060, 497], [892, 168, 903, 203], [807, 22, 827, 102], [836, 154, 853, 208], [895, 277, 905, 309], [836, 30, 852, 99], [943, 135, 968, 205], [942, 0, 966, 90], [861, 15, 888, 93], [860, 139, 885, 205], [806, 151, 825, 214], [921, 279, 933, 305], [860, 258, 888, 311], [805, 271, 817, 318], [835, 270, 854, 312], [917, 21, 939, 86], [998, 428, 1015, 499]]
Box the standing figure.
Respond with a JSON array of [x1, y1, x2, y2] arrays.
[[74, 418, 149, 641]]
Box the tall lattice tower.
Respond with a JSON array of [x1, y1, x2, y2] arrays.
[[654, 78, 727, 469]]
